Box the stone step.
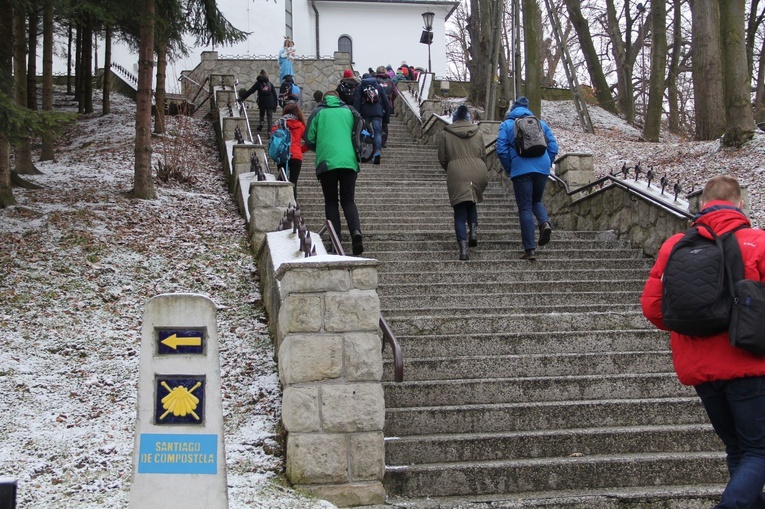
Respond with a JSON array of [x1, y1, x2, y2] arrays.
[[370, 249, 645, 262], [377, 279, 646, 297], [388, 329, 668, 358], [379, 268, 649, 285], [384, 424, 718, 465], [380, 290, 642, 310], [384, 397, 707, 436], [375, 258, 643, 273], [384, 310, 651, 336], [362, 237, 634, 250], [383, 372, 686, 408], [382, 350, 673, 382], [377, 485, 725, 509], [382, 452, 727, 499]]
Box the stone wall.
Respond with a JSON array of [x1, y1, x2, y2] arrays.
[[181, 51, 354, 117]]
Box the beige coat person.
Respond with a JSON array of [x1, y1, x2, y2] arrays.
[[437, 120, 489, 207]]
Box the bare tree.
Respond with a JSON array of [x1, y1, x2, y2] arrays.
[[41, 0, 55, 161], [522, 0, 542, 114], [564, 0, 617, 114], [27, 0, 39, 111], [720, 0, 756, 147], [689, 0, 725, 140], [0, 0, 16, 206], [666, 0, 687, 134], [466, 0, 494, 106], [446, 2, 471, 80], [133, 0, 156, 199], [103, 26, 111, 115], [12, 5, 41, 175], [643, 0, 667, 141]]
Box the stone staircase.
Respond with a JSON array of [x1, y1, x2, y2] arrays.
[[274, 111, 728, 507]]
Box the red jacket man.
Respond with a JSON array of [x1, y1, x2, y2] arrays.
[[641, 175, 765, 508]]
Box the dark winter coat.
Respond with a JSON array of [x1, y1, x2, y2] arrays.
[[241, 75, 278, 110], [353, 77, 390, 123], [437, 119, 489, 207]]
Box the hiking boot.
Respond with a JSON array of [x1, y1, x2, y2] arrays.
[[538, 221, 552, 246], [468, 223, 478, 247], [373, 154, 381, 165], [257, 124, 263, 132], [458, 240, 469, 261], [351, 230, 364, 256], [520, 249, 537, 261]]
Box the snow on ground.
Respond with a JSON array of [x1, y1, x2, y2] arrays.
[[1, 89, 764, 508], [0, 90, 332, 509]]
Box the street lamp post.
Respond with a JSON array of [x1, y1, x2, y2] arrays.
[[421, 11, 434, 74]]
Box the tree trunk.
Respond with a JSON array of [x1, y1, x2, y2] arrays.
[[103, 26, 111, 115], [82, 17, 93, 114], [745, 0, 762, 79], [754, 34, 765, 125], [67, 24, 73, 94], [605, 0, 645, 124], [564, 0, 617, 114], [643, 0, 667, 141], [27, 1, 38, 111], [666, 0, 683, 134], [133, 0, 156, 199], [466, 0, 493, 107], [75, 25, 83, 112], [12, 6, 41, 176], [154, 37, 168, 134], [721, 0, 756, 147], [522, 0, 541, 116], [0, 0, 16, 206], [690, 0, 726, 140], [40, 0, 54, 161]]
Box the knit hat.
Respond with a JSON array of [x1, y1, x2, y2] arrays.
[[452, 105, 470, 122], [512, 96, 530, 110], [342, 69, 354, 79], [386, 65, 393, 71], [376, 66, 386, 74]]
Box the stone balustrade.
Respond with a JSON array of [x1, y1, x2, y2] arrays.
[[209, 71, 387, 506]]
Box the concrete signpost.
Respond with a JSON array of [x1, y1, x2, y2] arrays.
[[129, 294, 228, 509]]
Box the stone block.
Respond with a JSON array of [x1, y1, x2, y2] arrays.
[[249, 207, 284, 237], [280, 268, 352, 295], [278, 294, 323, 334], [279, 334, 343, 385], [286, 433, 348, 484], [324, 291, 380, 332], [344, 333, 383, 381], [282, 387, 320, 432], [349, 432, 385, 481], [295, 482, 386, 507], [321, 384, 384, 432], [351, 267, 378, 290]]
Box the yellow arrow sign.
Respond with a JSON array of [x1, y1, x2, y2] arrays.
[[161, 333, 202, 350]]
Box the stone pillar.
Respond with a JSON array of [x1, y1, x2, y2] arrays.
[[247, 181, 296, 253], [274, 259, 386, 507], [555, 153, 595, 192]]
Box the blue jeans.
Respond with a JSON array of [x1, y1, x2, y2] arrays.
[[695, 376, 765, 508], [453, 201, 477, 241], [511, 173, 550, 250], [369, 117, 383, 154]]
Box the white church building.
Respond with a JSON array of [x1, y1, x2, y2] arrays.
[[212, 0, 459, 78]]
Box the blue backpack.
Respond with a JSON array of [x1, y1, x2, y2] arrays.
[[268, 118, 291, 172]]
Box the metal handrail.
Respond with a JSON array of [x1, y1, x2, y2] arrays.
[[317, 220, 404, 382]]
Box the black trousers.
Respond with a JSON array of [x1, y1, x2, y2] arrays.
[[318, 168, 361, 240], [288, 158, 302, 201]]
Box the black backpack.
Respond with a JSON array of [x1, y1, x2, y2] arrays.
[[661, 224, 745, 336], [337, 80, 357, 105], [513, 116, 548, 158], [361, 83, 379, 104], [350, 108, 375, 163]]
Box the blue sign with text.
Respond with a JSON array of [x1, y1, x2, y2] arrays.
[[137, 433, 218, 474]]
